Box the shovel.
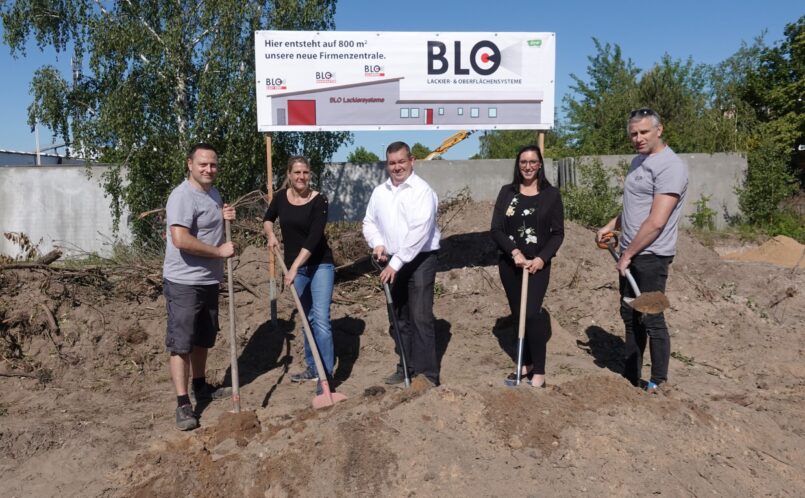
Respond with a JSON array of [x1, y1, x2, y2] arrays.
[[371, 256, 411, 388], [504, 269, 529, 387], [598, 233, 670, 314], [274, 247, 347, 409], [224, 220, 241, 412]]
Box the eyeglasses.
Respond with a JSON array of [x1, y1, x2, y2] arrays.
[[630, 108, 659, 119], [519, 160, 540, 166]]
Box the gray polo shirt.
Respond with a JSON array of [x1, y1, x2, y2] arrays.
[[162, 180, 225, 285], [621, 146, 688, 256]]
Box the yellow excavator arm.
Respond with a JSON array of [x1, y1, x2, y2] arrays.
[[424, 130, 474, 160]]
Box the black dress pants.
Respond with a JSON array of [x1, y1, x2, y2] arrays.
[[390, 251, 439, 385], [498, 257, 551, 375]]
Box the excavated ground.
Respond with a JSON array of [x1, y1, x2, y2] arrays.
[[1, 200, 803, 497]]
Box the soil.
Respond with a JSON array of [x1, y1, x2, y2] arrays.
[[2, 200, 804, 497], [723, 235, 805, 269]]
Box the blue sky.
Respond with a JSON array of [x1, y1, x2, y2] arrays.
[[0, 1, 800, 161]]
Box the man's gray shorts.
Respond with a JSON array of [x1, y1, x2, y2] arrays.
[[164, 279, 220, 354]]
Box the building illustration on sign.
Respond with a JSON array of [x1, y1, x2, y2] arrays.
[[265, 77, 542, 129]]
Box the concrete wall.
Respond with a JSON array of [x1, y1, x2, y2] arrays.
[[321, 158, 529, 220], [0, 166, 131, 258], [322, 152, 747, 229], [0, 153, 746, 259], [554, 153, 746, 229]]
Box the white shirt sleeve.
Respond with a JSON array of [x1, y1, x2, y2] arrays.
[[389, 186, 437, 271], [362, 188, 385, 250]]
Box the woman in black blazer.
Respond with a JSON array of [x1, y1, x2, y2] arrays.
[[490, 144, 565, 388]]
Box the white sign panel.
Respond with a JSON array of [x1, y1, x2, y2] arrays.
[[255, 31, 555, 131]]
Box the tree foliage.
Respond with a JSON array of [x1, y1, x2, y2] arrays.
[[1, 0, 351, 237], [346, 146, 380, 164], [561, 19, 804, 233], [474, 126, 572, 159], [410, 142, 432, 160], [714, 16, 804, 227], [564, 39, 640, 155], [561, 158, 625, 228], [564, 40, 742, 155]]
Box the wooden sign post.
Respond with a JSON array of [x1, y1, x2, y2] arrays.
[[266, 134, 277, 327]]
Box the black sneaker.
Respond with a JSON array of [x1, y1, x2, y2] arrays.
[[175, 404, 199, 431], [384, 370, 408, 385], [191, 383, 232, 402], [290, 369, 318, 383]]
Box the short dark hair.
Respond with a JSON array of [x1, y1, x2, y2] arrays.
[[187, 143, 218, 160], [512, 144, 551, 190], [386, 141, 411, 158], [627, 108, 661, 129]]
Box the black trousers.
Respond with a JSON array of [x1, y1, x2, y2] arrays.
[[620, 254, 673, 386], [498, 257, 552, 375], [390, 251, 439, 385]]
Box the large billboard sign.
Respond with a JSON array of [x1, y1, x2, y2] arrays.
[[255, 31, 555, 131]]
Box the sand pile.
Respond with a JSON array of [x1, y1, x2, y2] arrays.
[[723, 235, 805, 268]]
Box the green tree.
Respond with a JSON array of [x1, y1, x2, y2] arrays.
[[738, 17, 805, 141], [737, 119, 799, 224], [564, 39, 640, 155], [410, 142, 432, 160], [477, 130, 537, 159], [475, 124, 572, 159], [561, 158, 624, 227], [563, 41, 738, 155], [1, 0, 351, 237], [713, 16, 804, 227], [346, 146, 380, 163], [637, 55, 735, 153]]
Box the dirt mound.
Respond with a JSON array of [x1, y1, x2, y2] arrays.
[[2, 199, 804, 496], [723, 235, 805, 268]]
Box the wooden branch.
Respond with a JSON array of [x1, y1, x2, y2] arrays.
[[38, 303, 60, 335], [769, 287, 797, 308], [335, 255, 372, 272], [1, 262, 59, 271], [0, 249, 62, 270], [0, 370, 39, 379], [37, 249, 62, 265], [235, 277, 259, 297], [137, 207, 165, 220]]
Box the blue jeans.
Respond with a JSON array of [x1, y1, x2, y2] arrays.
[[293, 263, 335, 379]]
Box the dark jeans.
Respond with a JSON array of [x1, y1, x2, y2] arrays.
[[620, 254, 673, 386], [390, 251, 439, 385]]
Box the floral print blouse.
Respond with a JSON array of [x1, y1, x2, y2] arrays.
[[505, 193, 540, 250]]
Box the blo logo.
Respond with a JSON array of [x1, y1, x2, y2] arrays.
[[265, 77, 286, 90], [364, 65, 385, 77], [315, 71, 336, 83], [427, 40, 501, 76]]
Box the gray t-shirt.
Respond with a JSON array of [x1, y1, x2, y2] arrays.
[[621, 146, 688, 256], [162, 180, 225, 285]]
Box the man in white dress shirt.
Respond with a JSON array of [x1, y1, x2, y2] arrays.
[[363, 141, 442, 386]]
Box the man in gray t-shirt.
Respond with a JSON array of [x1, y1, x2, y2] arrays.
[[163, 143, 236, 431], [596, 108, 688, 391]]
